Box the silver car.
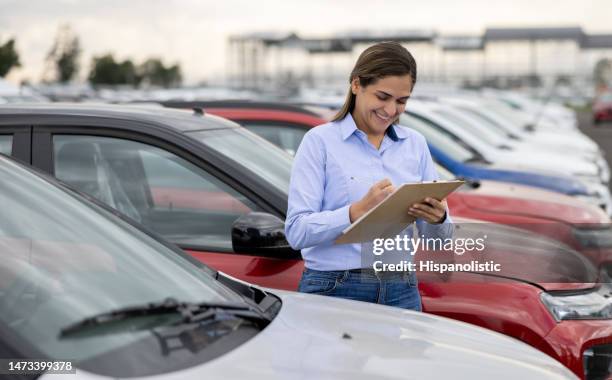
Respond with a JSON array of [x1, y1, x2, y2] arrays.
[[0, 155, 576, 380]]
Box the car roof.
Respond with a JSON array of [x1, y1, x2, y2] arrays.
[[205, 107, 326, 127], [161, 99, 320, 117], [0, 102, 240, 132]]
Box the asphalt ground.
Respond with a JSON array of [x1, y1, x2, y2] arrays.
[[576, 110, 612, 192]]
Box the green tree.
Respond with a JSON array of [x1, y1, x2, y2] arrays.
[[0, 38, 20, 77], [139, 58, 182, 87], [45, 25, 81, 82], [118, 60, 141, 85], [88, 54, 141, 86]]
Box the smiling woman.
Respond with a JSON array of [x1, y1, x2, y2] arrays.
[[349, 75, 412, 147], [285, 41, 453, 311]]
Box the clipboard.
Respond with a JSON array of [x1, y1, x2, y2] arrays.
[[335, 180, 464, 244]]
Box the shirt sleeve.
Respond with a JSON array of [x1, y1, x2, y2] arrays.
[[285, 132, 352, 250], [415, 138, 454, 240]]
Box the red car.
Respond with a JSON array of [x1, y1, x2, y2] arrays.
[[593, 92, 612, 125], [439, 166, 612, 271], [3, 103, 610, 379], [162, 100, 326, 156]]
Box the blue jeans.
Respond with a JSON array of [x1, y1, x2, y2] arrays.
[[298, 268, 422, 311]]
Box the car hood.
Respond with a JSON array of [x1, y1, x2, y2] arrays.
[[49, 291, 577, 380], [448, 217, 599, 291], [461, 180, 609, 224], [487, 151, 599, 177], [530, 130, 596, 149], [513, 140, 598, 159]]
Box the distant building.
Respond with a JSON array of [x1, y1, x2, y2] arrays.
[[227, 26, 612, 92]]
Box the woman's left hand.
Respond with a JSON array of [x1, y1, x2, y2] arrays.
[[408, 197, 447, 224]]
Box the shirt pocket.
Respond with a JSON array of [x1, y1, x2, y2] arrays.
[[322, 156, 351, 207]]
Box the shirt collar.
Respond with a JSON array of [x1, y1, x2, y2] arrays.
[[387, 123, 408, 141], [339, 113, 408, 141]]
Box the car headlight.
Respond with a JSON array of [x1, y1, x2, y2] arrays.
[[577, 182, 612, 215], [540, 273, 612, 321], [584, 344, 612, 380], [575, 194, 608, 212], [573, 227, 612, 249]]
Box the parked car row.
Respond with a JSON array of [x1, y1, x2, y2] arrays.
[[164, 96, 612, 214], [162, 98, 612, 379], [1, 101, 610, 379], [1, 153, 582, 380]]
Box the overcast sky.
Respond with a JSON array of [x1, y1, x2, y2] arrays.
[[1, 0, 611, 84]]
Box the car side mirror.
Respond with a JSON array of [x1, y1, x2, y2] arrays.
[[232, 212, 301, 259]]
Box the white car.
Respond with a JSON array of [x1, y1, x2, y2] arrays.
[[404, 100, 605, 186], [481, 89, 579, 131], [0, 150, 578, 380], [438, 96, 598, 153], [431, 97, 610, 183], [45, 289, 581, 380]]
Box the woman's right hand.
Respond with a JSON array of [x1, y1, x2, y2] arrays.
[[349, 179, 395, 222]]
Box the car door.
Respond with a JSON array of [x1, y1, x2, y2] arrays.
[[32, 126, 302, 291]]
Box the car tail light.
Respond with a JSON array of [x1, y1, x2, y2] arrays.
[[584, 344, 612, 380]]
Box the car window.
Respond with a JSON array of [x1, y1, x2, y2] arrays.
[[456, 107, 515, 136], [433, 108, 507, 146], [0, 135, 12, 156], [53, 135, 258, 251], [189, 128, 292, 196], [486, 101, 529, 127], [244, 124, 308, 156]]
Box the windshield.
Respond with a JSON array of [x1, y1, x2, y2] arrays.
[[432, 107, 508, 147], [244, 124, 308, 156], [400, 113, 477, 163], [484, 100, 530, 128], [189, 128, 292, 196], [0, 156, 244, 362], [457, 105, 522, 137]]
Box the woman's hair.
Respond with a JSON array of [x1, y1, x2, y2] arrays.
[[332, 41, 417, 122]]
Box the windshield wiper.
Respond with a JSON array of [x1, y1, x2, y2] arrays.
[[59, 297, 271, 338]]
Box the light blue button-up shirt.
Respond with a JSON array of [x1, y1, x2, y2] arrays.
[[285, 113, 453, 271]]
